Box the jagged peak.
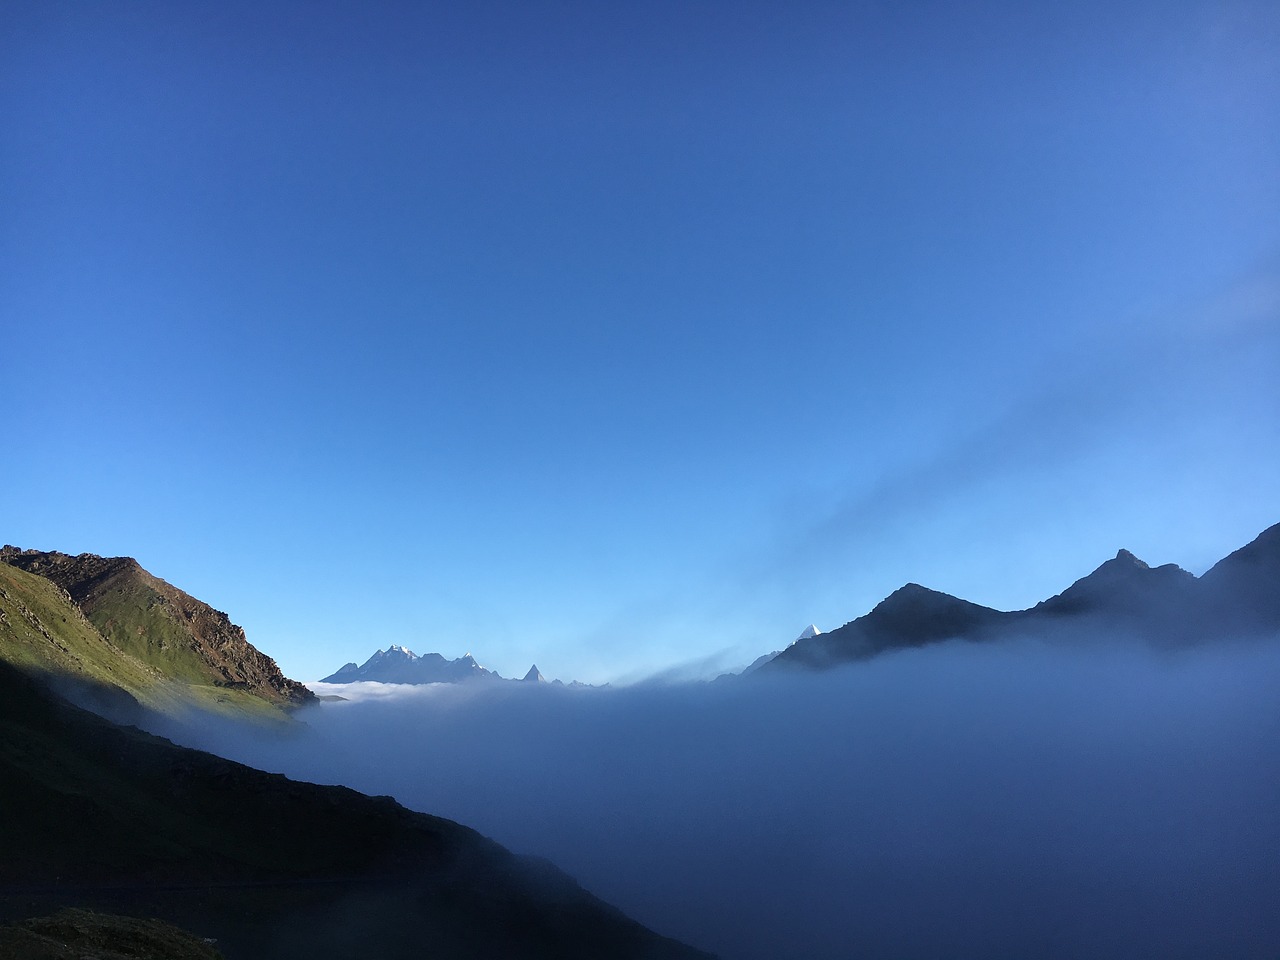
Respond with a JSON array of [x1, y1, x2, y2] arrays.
[[522, 664, 545, 682], [796, 624, 821, 640]]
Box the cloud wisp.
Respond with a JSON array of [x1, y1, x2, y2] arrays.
[[184, 635, 1280, 960]]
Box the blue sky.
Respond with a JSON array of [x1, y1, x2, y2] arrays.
[[4, 0, 1278, 683]]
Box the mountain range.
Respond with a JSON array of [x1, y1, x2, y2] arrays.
[[764, 521, 1280, 672], [322, 646, 565, 686], [322, 645, 502, 684]]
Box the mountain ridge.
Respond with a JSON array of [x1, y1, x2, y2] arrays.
[[767, 522, 1280, 672]]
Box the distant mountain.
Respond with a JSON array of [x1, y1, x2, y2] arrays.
[[0, 547, 312, 721], [0, 657, 713, 960], [321, 645, 501, 684], [773, 585, 1006, 670], [767, 522, 1280, 672], [522, 664, 546, 682]]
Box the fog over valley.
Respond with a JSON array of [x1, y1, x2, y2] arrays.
[[183, 634, 1280, 960], [5, 1, 1277, 955]]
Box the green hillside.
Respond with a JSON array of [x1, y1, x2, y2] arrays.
[[0, 549, 309, 723]]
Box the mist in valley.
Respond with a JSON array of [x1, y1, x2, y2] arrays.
[[179, 634, 1280, 960]]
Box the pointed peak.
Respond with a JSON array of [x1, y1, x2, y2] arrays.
[[796, 624, 822, 641], [1112, 548, 1148, 568], [882, 582, 950, 603], [522, 664, 545, 682]]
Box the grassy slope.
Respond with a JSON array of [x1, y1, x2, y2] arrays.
[[0, 562, 285, 723], [0, 563, 179, 713]]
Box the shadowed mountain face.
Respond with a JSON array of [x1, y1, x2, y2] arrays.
[[1032, 549, 1198, 622], [769, 522, 1280, 671], [0, 547, 312, 716], [774, 584, 1006, 670], [1200, 521, 1280, 630], [0, 659, 712, 960]]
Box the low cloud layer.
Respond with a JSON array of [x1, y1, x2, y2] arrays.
[[181, 635, 1280, 960]]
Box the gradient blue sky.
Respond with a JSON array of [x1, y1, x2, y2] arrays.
[[4, 0, 1278, 683]]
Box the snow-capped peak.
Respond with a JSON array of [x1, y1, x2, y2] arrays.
[[796, 624, 822, 641]]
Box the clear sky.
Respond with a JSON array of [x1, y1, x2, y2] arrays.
[[4, 0, 1278, 683]]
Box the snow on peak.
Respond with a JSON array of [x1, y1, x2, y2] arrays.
[[796, 624, 822, 640]]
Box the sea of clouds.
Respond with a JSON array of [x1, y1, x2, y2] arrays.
[[179, 634, 1280, 960]]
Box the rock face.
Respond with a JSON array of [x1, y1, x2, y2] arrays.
[[320, 645, 500, 684], [767, 522, 1280, 673], [0, 547, 313, 709]]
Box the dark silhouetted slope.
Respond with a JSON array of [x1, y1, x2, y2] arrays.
[[771, 584, 1007, 669], [1027, 549, 1199, 636], [1199, 521, 1280, 633], [0, 659, 713, 960]]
